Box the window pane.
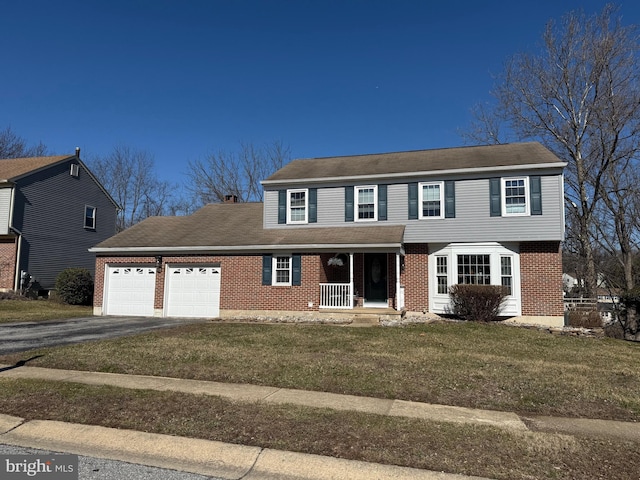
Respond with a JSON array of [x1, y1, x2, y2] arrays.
[[357, 187, 375, 219], [501, 257, 512, 295], [289, 191, 306, 222], [274, 257, 291, 284], [436, 256, 448, 294], [422, 184, 441, 217], [457, 254, 490, 285], [504, 179, 526, 214]]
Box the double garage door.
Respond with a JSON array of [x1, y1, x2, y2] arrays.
[[104, 265, 221, 318]]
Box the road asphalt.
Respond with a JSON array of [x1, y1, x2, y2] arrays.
[[1, 364, 640, 479]]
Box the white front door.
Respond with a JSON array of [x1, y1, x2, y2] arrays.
[[165, 266, 221, 318], [104, 266, 156, 316]]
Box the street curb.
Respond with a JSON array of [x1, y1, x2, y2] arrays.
[[0, 417, 490, 480]]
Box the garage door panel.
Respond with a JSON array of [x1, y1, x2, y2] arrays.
[[166, 266, 220, 318], [105, 266, 156, 316]]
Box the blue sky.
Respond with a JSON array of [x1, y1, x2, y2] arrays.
[[2, 0, 638, 183]]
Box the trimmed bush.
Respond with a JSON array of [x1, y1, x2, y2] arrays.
[[55, 268, 94, 305], [449, 284, 508, 322]]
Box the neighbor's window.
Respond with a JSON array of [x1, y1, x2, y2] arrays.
[[273, 256, 292, 285], [84, 205, 96, 229], [287, 189, 308, 223], [419, 182, 444, 218], [502, 177, 528, 215], [356, 185, 377, 221], [436, 255, 448, 294], [457, 254, 491, 285], [501, 256, 513, 295]]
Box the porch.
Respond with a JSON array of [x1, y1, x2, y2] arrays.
[[318, 251, 405, 311]]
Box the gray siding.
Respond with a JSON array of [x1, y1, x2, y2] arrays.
[[13, 160, 117, 289], [0, 187, 11, 235], [264, 173, 564, 242]]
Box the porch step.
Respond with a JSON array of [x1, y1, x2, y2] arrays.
[[349, 315, 380, 327]]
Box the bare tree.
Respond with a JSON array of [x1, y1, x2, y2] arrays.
[[0, 126, 47, 158], [185, 140, 290, 205], [89, 145, 184, 232], [463, 4, 640, 296]]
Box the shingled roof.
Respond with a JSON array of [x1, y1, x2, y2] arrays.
[[91, 203, 405, 253], [263, 142, 565, 183], [0, 155, 74, 181]]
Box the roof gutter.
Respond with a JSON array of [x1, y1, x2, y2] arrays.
[[261, 162, 568, 186], [89, 243, 405, 254]]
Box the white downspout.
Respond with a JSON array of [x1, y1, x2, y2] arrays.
[[396, 253, 402, 311]]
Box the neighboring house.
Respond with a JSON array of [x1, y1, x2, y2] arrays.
[[90, 142, 566, 326], [0, 151, 118, 293]]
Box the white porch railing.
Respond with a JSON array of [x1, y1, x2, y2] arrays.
[[320, 283, 353, 309]]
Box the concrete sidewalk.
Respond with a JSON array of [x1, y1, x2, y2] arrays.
[[2, 364, 640, 479]]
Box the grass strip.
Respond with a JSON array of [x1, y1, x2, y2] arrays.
[[0, 378, 637, 480]]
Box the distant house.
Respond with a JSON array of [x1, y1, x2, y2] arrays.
[[0, 151, 118, 293], [91, 142, 566, 326]]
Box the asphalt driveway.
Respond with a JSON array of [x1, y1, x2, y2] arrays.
[[0, 316, 210, 355]]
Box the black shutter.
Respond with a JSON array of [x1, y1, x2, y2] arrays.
[[530, 176, 542, 215], [308, 188, 317, 223], [444, 181, 455, 218], [345, 186, 354, 222], [262, 254, 272, 285], [408, 182, 418, 219], [489, 178, 501, 217], [292, 254, 302, 286], [378, 184, 387, 221], [278, 190, 286, 224]]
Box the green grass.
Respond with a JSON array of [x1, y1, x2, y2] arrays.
[[0, 299, 92, 323], [0, 378, 638, 480], [2, 321, 639, 421]]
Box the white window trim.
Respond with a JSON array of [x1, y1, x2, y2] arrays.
[[428, 243, 521, 317], [419, 181, 444, 219], [501, 176, 530, 217], [84, 205, 96, 229], [355, 185, 377, 222], [287, 188, 308, 224], [273, 254, 292, 286]]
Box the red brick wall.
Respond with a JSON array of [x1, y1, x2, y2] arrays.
[[0, 238, 17, 290], [95, 254, 322, 312], [520, 241, 563, 316], [401, 244, 429, 312]]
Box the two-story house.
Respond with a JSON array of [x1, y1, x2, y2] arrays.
[[90, 142, 566, 326], [0, 151, 118, 294]]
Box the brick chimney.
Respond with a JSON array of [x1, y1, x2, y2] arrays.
[[224, 194, 238, 204]]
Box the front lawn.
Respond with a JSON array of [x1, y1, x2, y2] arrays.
[[0, 299, 92, 323], [1, 321, 638, 421]]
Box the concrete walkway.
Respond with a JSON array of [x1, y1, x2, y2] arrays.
[[1, 364, 639, 479]]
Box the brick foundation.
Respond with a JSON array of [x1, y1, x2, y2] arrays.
[[0, 238, 17, 290]]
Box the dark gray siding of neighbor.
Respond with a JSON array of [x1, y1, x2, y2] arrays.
[[12, 159, 117, 290]]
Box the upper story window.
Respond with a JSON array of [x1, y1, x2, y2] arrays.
[[356, 185, 377, 221], [502, 177, 529, 216], [419, 181, 444, 219], [84, 205, 96, 230], [287, 189, 308, 224]]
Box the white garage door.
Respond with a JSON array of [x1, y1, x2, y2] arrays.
[[165, 266, 221, 318], [105, 266, 156, 316]]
